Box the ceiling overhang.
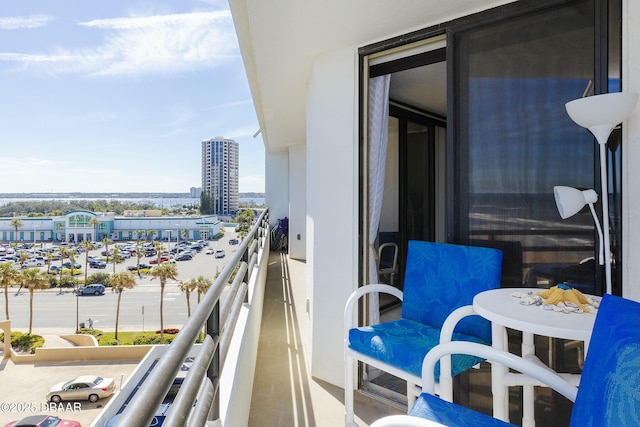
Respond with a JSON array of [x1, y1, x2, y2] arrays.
[[229, 0, 515, 154]]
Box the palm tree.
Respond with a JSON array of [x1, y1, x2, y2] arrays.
[[109, 271, 137, 340], [181, 228, 189, 242], [153, 241, 164, 264], [102, 238, 113, 264], [68, 250, 77, 273], [147, 230, 157, 242], [45, 251, 54, 274], [10, 217, 23, 241], [80, 240, 96, 286], [17, 250, 29, 269], [194, 275, 213, 304], [58, 247, 70, 293], [21, 268, 49, 334], [0, 262, 20, 320], [88, 217, 100, 242], [110, 248, 123, 274], [134, 229, 145, 242], [150, 262, 178, 344], [179, 278, 196, 317], [134, 246, 145, 278]]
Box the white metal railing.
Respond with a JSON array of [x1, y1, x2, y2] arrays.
[[113, 209, 269, 427]]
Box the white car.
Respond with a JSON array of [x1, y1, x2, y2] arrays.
[[23, 258, 44, 267]]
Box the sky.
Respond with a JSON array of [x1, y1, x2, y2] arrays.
[[0, 0, 265, 194]]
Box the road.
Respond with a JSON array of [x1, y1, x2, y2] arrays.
[[5, 229, 241, 335]]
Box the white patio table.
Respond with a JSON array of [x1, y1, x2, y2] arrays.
[[473, 287, 598, 427]]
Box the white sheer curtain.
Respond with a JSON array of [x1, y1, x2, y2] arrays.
[[368, 74, 390, 325]]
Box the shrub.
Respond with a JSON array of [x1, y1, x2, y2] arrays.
[[87, 272, 111, 287], [0, 331, 45, 354], [134, 333, 175, 345], [77, 328, 103, 337], [156, 328, 180, 335], [97, 336, 119, 346]]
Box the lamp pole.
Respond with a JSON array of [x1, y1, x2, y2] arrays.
[[565, 92, 639, 295], [33, 225, 37, 248], [166, 230, 171, 254]]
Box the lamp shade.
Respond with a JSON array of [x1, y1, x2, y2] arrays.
[[565, 92, 638, 129], [553, 186, 598, 219]]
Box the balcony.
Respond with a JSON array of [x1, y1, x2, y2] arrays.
[[105, 209, 577, 426]]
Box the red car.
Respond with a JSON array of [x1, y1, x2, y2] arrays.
[[5, 415, 81, 427], [149, 256, 169, 264]]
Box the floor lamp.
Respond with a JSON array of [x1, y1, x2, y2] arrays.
[[565, 92, 639, 294]]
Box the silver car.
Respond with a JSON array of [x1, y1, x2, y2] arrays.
[[47, 375, 116, 403]]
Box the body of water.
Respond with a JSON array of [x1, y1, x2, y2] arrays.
[[0, 197, 265, 208]]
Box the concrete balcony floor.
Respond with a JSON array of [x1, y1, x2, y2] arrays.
[[248, 251, 404, 426], [249, 251, 577, 426]]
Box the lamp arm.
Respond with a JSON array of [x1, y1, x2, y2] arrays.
[[587, 202, 604, 265]]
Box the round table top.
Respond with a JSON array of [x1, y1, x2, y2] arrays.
[[473, 287, 597, 341]]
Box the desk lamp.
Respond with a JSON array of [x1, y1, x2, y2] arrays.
[[565, 92, 639, 294], [554, 186, 603, 266]]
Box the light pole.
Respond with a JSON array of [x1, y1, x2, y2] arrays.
[[165, 230, 171, 254], [32, 225, 37, 248]]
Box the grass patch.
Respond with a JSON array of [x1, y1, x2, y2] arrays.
[[77, 328, 177, 345]]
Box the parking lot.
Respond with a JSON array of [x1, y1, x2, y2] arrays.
[[0, 229, 241, 426], [0, 359, 140, 427]]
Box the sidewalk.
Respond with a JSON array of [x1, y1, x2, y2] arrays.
[[42, 334, 75, 348]]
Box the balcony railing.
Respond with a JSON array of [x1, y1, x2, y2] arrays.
[[113, 209, 270, 427]]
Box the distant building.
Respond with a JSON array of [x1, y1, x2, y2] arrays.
[[190, 187, 202, 198], [0, 210, 223, 243], [201, 137, 239, 215]]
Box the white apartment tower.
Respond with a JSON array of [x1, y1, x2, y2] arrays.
[[201, 137, 239, 215]]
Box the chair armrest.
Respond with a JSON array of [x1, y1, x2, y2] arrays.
[[421, 341, 578, 402], [436, 305, 478, 401], [344, 284, 404, 340]]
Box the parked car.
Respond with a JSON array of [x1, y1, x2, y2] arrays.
[[62, 262, 82, 270], [46, 375, 116, 403], [229, 238, 239, 245], [23, 258, 45, 267], [205, 248, 214, 255], [77, 284, 105, 296], [49, 265, 60, 273], [4, 414, 81, 427], [149, 256, 170, 264], [175, 253, 192, 261], [89, 259, 107, 269], [215, 249, 225, 259]]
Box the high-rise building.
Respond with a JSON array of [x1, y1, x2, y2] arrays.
[[201, 136, 239, 215]]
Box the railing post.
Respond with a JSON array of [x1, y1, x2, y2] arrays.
[[207, 300, 220, 421]]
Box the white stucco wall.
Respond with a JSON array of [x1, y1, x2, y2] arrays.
[[306, 47, 358, 386], [265, 151, 289, 228], [289, 144, 307, 260], [622, 0, 640, 302]]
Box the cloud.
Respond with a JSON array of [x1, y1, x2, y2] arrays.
[[0, 15, 53, 30], [0, 11, 238, 77]]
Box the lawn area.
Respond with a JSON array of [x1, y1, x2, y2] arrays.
[[79, 329, 179, 345]]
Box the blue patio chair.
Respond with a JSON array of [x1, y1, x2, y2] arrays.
[[344, 240, 503, 426], [372, 294, 639, 427]]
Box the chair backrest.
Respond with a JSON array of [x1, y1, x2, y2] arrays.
[[378, 242, 398, 270], [401, 241, 503, 342], [570, 294, 640, 427]]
